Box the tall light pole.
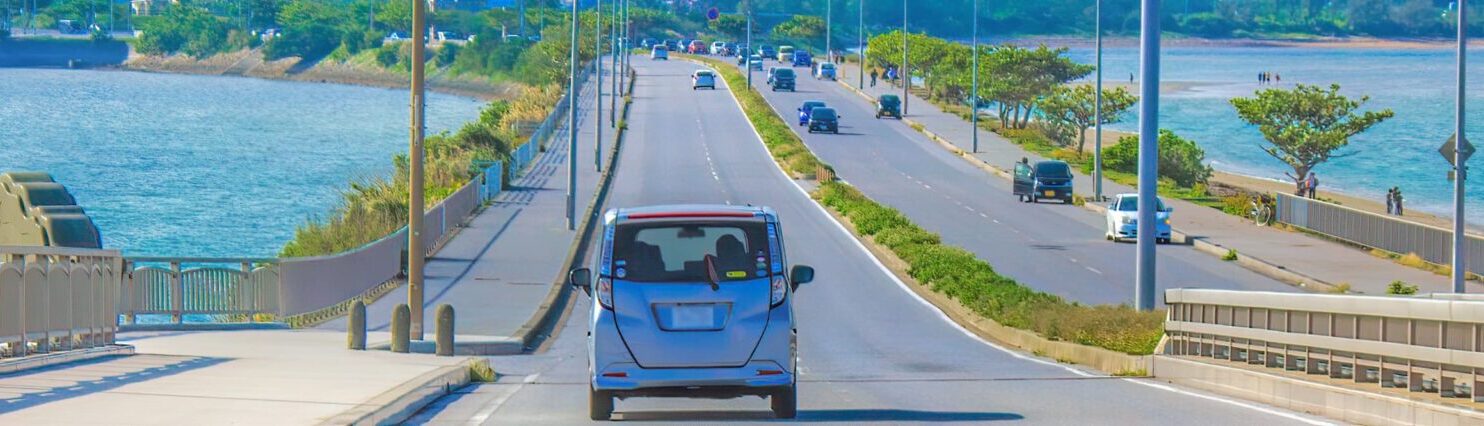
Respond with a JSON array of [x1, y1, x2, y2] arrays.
[[970, 0, 978, 153], [610, 0, 618, 128], [857, 0, 864, 90], [901, 0, 909, 116], [1094, 0, 1105, 202], [566, 0, 578, 231], [1453, 0, 1469, 293], [595, 0, 604, 173], [1135, 0, 1160, 311], [408, 0, 429, 340], [746, 4, 753, 89], [825, 0, 831, 62]]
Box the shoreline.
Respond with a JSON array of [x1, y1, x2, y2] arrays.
[[997, 35, 1471, 50]]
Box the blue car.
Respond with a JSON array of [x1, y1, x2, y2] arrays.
[[570, 205, 815, 420], [792, 51, 812, 67], [797, 100, 826, 126]]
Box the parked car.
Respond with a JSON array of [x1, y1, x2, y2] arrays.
[[1105, 194, 1173, 243], [650, 45, 669, 60], [641, 38, 658, 48], [776, 45, 795, 62], [767, 67, 796, 91], [663, 39, 679, 50], [792, 50, 812, 67], [875, 94, 902, 119], [797, 100, 827, 126], [814, 62, 836, 80], [688, 40, 707, 54], [710, 41, 726, 55], [723, 42, 739, 56], [748, 55, 764, 70], [758, 44, 776, 60], [806, 107, 840, 134], [1012, 160, 1075, 203], [692, 70, 717, 90], [570, 205, 813, 420]]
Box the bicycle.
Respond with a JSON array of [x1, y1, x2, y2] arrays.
[[1249, 195, 1274, 226]]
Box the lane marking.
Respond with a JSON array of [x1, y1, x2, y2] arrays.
[[1085, 266, 1103, 275], [1122, 379, 1334, 426], [713, 60, 1326, 423], [468, 374, 538, 425]]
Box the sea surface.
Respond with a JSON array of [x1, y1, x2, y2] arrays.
[[1062, 45, 1484, 222], [0, 68, 484, 257]]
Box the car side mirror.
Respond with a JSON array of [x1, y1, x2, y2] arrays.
[[789, 265, 814, 290], [569, 267, 592, 295], [1165, 207, 1175, 213]]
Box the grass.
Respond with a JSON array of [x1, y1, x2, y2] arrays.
[[1222, 249, 1239, 261], [693, 52, 1164, 355]]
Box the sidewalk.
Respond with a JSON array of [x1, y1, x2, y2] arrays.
[[318, 68, 620, 347], [837, 63, 1472, 295], [0, 330, 473, 424]]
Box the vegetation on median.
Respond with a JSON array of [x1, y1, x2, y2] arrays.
[[695, 53, 1164, 356]]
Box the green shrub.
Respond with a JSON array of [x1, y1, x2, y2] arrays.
[[874, 226, 941, 249], [1387, 280, 1418, 295], [1102, 130, 1212, 187], [1222, 249, 1238, 261]]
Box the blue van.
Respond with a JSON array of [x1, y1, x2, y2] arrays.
[[569, 205, 815, 420]]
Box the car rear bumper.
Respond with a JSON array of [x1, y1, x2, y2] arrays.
[[594, 360, 794, 393], [1115, 224, 1172, 239]]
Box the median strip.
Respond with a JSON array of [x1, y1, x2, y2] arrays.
[[686, 54, 1165, 361]]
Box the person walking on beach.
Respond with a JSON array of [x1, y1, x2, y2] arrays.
[[1304, 172, 1319, 198], [1275, 73, 1281, 84], [870, 68, 879, 87], [1386, 188, 1396, 214], [1393, 187, 1405, 216]]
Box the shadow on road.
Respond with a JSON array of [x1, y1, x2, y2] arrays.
[[0, 355, 229, 412], [617, 408, 1024, 422]]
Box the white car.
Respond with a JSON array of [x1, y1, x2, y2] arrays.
[[692, 70, 717, 90], [710, 41, 727, 55], [1105, 193, 1173, 243], [650, 45, 669, 60]]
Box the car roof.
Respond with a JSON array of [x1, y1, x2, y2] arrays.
[[607, 204, 776, 225], [803, 100, 826, 105], [1034, 160, 1068, 166]]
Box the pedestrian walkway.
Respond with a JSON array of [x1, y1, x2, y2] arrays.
[[0, 330, 470, 424], [836, 63, 1471, 295], [318, 68, 620, 343]]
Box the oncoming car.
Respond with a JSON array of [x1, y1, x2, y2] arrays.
[[650, 45, 669, 60], [569, 205, 814, 420], [1105, 193, 1174, 243]]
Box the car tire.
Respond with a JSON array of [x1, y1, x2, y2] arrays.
[[1031, 196, 1039, 203], [589, 386, 614, 421], [771, 383, 798, 419], [1106, 234, 1114, 241]]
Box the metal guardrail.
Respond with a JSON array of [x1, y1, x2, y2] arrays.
[[1164, 289, 1483, 402], [111, 67, 595, 324], [0, 245, 121, 358], [1275, 192, 1484, 275]]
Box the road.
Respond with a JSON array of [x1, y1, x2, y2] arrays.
[[738, 59, 1297, 306], [405, 58, 1326, 424]]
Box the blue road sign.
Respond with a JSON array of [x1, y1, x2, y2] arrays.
[[707, 7, 720, 20]]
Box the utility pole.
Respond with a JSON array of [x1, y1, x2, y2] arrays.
[[970, 0, 978, 153], [825, 0, 831, 62], [1454, 0, 1469, 293], [623, 0, 630, 96], [610, 0, 618, 128], [1135, 0, 1160, 311], [408, 0, 429, 340], [567, 0, 578, 231], [901, 0, 909, 116], [746, 3, 753, 89], [1094, 0, 1105, 202], [595, 0, 604, 173], [857, 0, 864, 90]]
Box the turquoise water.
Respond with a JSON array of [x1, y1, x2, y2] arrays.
[[0, 68, 484, 257], [1062, 45, 1484, 222]]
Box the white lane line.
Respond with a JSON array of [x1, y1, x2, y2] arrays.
[[1122, 379, 1334, 426], [1085, 266, 1103, 275], [716, 62, 1323, 423], [467, 374, 538, 425], [989, 217, 997, 222], [1068, 258, 1079, 263]]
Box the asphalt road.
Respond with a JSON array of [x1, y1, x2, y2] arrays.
[[739, 60, 1297, 306], [405, 58, 1326, 424]]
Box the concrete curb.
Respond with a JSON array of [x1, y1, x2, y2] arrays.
[[511, 66, 637, 354], [0, 345, 135, 375], [366, 335, 523, 356], [833, 76, 1340, 294], [321, 357, 488, 426]]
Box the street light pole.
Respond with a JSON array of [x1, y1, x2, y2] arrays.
[[1454, 0, 1469, 293], [610, 0, 618, 128], [857, 0, 864, 90], [1094, 0, 1104, 202], [970, 0, 978, 153], [747, 4, 753, 89], [408, 0, 428, 340], [1135, 0, 1160, 311], [901, 0, 909, 116], [825, 0, 831, 62], [595, 0, 603, 173], [566, 0, 578, 231]]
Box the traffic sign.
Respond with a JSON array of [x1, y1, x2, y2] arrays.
[[1440, 133, 1476, 166], [707, 7, 720, 20]]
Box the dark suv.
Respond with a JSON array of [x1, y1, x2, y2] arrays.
[[1013, 160, 1075, 203], [807, 107, 839, 134], [767, 67, 796, 91]]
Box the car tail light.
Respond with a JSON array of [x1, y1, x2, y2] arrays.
[[771, 276, 787, 307], [597, 277, 613, 310]]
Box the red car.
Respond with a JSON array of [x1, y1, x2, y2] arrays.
[[688, 40, 707, 54]]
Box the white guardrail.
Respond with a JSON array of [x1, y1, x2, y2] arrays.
[[1164, 289, 1483, 402], [0, 245, 122, 358]]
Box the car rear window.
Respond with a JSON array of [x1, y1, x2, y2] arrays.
[[775, 69, 795, 78], [880, 95, 900, 104], [1035, 162, 1071, 177], [612, 221, 771, 282], [812, 108, 836, 119]]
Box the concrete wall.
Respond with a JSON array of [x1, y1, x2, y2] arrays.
[[0, 39, 129, 68]]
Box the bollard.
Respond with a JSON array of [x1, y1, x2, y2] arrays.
[[347, 300, 367, 350], [391, 304, 411, 353], [436, 304, 455, 356]]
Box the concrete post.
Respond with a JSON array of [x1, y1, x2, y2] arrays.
[[408, 0, 428, 341], [391, 303, 410, 353], [436, 304, 454, 356], [170, 261, 182, 324], [348, 300, 366, 350]]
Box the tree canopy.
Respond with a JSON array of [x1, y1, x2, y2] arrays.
[[1230, 84, 1395, 193]]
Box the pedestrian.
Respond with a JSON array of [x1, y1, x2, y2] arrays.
[[1129, 72, 1134, 83], [1394, 187, 1405, 216], [1386, 188, 1395, 215], [1305, 172, 1319, 198], [870, 68, 879, 87], [1275, 73, 1281, 84], [1257, 71, 1264, 84]]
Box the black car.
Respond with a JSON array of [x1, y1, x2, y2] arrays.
[[767, 67, 796, 91], [807, 107, 839, 134], [1013, 160, 1075, 203], [876, 94, 902, 119]]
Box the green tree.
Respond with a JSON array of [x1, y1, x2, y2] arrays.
[[709, 14, 747, 39], [375, 0, 412, 33], [1103, 130, 1213, 188], [135, 6, 230, 57], [772, 14, 823, 40], [1037, 84, 1138, 154], [1230, 84, 1395, 194], [981, 44, 1092, 129]]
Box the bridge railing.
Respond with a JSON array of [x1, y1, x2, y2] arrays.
[[120, 257, 279, 324], [1164, 288, 1483, 402], [1275, 192, 1484, 276], [0, 245, 121, 358]]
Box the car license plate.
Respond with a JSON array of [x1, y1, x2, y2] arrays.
[[1044, 190, 1055, 197], [672, 305, 715, 329]]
